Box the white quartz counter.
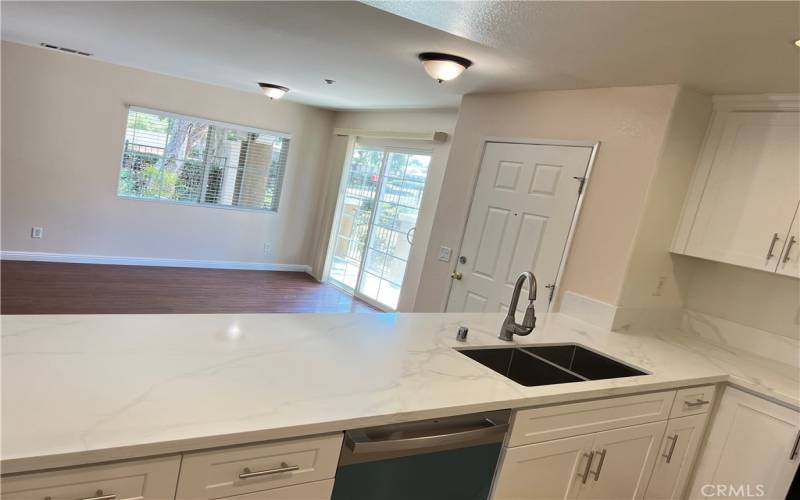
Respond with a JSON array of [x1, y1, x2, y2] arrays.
[[0, 311, 787, 474]]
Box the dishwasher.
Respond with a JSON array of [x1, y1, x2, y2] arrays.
[[331, 410, 510, 500]]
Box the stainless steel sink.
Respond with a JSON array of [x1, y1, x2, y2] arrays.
[[456, 343, 646, 387]]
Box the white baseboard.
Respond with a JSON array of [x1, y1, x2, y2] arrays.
[[0, 251, 312, 273]]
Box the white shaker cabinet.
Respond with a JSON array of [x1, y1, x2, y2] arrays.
[[776, 204, 800, 277], [673, 99, 800, 277], [688, 387, 800, 500], [644, 414, 708, 499]]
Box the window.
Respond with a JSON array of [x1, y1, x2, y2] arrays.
[[118, 107, 290, 212]]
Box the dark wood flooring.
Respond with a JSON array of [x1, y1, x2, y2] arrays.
[[0, 261, 378, 315]]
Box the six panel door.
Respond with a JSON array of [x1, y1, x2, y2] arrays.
[[446, 142, 592, 314]]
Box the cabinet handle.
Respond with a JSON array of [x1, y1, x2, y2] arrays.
[[684, 398, 710, 408], [46, 491, 117, 500], [239, 462, 299, 479], [663, 434, 679, 463], [782, 236, 797, 264], [790, 431, 800, 460], [591, 448, 607, 481], [766, 233, 781, 260], [578, 451, 595, 484]]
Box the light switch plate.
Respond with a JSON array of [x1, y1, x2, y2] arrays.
[[30, 227, 43, 239], [438, 246, 452, 262]]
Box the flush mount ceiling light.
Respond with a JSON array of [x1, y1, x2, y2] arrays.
[[418, 52, 472, 83], [795, 39, 800, 48], [258, 82, 289, 100]]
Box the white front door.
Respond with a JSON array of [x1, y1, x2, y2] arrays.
[[446, 142, 593, 314]]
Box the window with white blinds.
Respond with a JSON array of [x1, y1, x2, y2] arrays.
[[118, 107, 291, 212]]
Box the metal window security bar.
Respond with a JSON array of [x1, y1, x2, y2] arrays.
[[118, 106, 291, 212]]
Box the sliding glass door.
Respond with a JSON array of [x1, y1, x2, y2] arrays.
[[328, 143, 431, 310]]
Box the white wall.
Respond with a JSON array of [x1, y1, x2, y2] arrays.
[[309, 109, 458, 311], [415, 85, 681, 312], [1, 42, 335, 268]]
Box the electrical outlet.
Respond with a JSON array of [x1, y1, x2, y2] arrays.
[[263, 243, 272, 257], [651, 276, 667, 296], [30, 227, 44, 239], [438, 246, 452, 262]]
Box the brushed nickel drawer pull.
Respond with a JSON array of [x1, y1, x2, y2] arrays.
[[579, 451, 595, 484], [591, 448, 607, 481], [790, 430, 800, 460], [663, 434, 679, 463], [239, 462, 299, 479], [766, 233, 781, 260], [684, 398, 710, 408], [48, 490, 117, 500], [783, 236, 797, 264]]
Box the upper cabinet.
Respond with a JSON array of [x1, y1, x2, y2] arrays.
[[673, 96, 800, 278]]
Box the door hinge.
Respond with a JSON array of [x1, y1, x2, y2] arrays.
[[573, 176, 587, 195], [545, 283, 556, 303]]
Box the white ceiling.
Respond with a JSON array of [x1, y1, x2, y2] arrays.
[[2, 1, 798, 110]]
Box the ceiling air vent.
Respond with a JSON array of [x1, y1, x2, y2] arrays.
[[39, 43, 92, 57]]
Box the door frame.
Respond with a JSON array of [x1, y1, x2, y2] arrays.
[[323, 139, 435, 311], [443, 137, 600, 312]]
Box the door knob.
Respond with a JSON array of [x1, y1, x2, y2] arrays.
[[451, 271, 463, 280]]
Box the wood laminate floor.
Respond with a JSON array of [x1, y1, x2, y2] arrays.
[[0, 261, 379, 314]]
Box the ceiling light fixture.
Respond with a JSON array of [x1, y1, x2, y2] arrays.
[[258, 82, 289, 100], [418, 52, 473, 83], [795, 39, 800, 48]]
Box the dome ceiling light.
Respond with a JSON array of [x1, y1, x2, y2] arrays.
[[418, 52, 473, 83], [258, 82, 289, 100]]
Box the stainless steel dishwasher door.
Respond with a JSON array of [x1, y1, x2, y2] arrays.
[[332, 410, 510, 500]]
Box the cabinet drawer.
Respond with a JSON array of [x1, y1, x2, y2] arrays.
[[0, 455, 181, 500], [670, 385, 715, 418], [509, 390, 676, 446], [175, 433, 343, 500], [215, 479, 334, 500]]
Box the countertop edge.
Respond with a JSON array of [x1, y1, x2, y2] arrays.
[[1, 373, 728, 476]]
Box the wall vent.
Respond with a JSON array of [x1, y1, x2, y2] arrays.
[[39, 43, 92, 57]]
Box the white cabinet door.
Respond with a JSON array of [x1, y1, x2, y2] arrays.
[[492, 434, 595, 500], [578, 421, 667, 500], [644, 414, 708, 500], [683, 111, 800, 272], [776, 203, 800, 278], [689, 387, 800, 500]]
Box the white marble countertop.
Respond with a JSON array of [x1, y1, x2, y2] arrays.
[[0, 311, 782, 474]]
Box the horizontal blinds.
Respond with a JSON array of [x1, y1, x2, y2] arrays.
[[118, 107, 291, 212]]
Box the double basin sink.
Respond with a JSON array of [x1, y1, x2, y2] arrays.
[[457, 343, 647, 387]]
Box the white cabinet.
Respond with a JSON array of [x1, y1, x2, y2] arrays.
[[493, 421, 667, 500], [645, 414, 708, 499], [688, 387, 800, 500], [493, 434, 596, 499], [0, 455, 181, 500], [673, 99, 800, 277]]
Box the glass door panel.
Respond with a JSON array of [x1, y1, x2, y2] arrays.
[[357, 151, 431, 309], [328, 148, 383, 291]]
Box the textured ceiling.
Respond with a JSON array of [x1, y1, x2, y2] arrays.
[[2, 1, 798, 110]]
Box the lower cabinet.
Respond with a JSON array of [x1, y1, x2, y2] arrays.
[[0, 455, 181, 500], [493, 421, 666, 500], [492, 387, 715, 500], [212, 479, 335, 500], [644, 414, 708, 499], [688, 387, 800, 499]]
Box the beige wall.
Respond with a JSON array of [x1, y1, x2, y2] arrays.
[[309, 109, 458, 311], [1, 42, 335, 267], [617, 87, 713, 309], [415, 85, 680, 311]]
